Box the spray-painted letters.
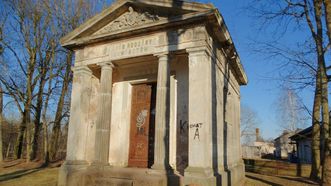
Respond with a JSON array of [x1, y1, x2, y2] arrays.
[[190, 123, 203, 140]]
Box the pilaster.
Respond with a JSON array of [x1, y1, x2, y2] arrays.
[[184, 47, 217, 185], [66, 65, 92, 162]]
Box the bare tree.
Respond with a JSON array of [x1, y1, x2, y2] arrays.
[[48, 0, 110, 161], [241, 105, 260, 145], [1, 0, 58, 161], [275, 87, 310, 132], [249, 0, 330, 182], [0, 85, 3, 161], [0, 0, 111, 162], [0, 18, 3, 162], [1, 0, 42, 160], [321, 0, 331, 184]]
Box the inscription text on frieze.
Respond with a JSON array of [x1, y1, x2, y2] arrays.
[[79, 36, 158, 62], [109, 37, 157, 59]]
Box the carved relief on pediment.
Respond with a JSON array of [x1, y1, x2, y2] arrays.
[[94, 7, 162, 35]]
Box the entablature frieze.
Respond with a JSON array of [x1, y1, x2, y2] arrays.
[[74, 26, 211, 65]]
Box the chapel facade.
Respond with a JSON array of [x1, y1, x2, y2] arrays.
[[59, 0, 248, 185]]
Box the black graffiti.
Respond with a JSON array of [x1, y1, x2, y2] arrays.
[[189, 123, 203, 129], [190, 123, 203, 140], [179, 120, 188, 134], [194, 128, 200, 140]]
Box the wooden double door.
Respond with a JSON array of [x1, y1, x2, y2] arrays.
[[128, 83, 156, 168]]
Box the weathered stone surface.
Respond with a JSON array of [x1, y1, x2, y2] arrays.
[[60, 0, 247, 185], [94, 7, 162, 36], [94, 62, 114, 164]]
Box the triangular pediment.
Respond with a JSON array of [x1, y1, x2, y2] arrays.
[[93, 6, 165, 36], [60, 0, 214, 47], [60, 0, 248, 86]]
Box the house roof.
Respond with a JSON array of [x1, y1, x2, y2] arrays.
[[60, 0, 248, 85], [289, 126, 312, 141], [274, 131, 292, 141]]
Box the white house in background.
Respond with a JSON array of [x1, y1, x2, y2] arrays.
[[242, 128, 275, 159], [274, 131, 296, 160]]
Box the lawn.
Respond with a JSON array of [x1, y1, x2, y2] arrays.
[[0, 160, 59, 186], [0, 160, 319, 186]]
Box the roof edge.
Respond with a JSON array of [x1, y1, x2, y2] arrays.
[[60, 0, 214, 45], [212, 9, 248, 85]]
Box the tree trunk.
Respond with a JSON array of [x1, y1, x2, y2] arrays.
[[6, 142, 10, 159], [14, 70, 34, 159], [322, 0, 331, 184], [43, 121, 49, 164], [30, 75, 47, 161], [321, 60, 330, 185], [0, 85, 3, 162], [311, 67, 322, 181], [309, 0, 326, 181], [26, 122, 32, 162], [14, 110, 29, 159], [42, 70, 54, 165], [49, 51, 72, 161], [22, 83, 33, 161], [323, 113, 331, 185]]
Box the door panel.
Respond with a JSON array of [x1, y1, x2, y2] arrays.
[[128, 84, 152, 168]]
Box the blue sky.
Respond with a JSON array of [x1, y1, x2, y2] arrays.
[[0, 0, 314, 139], [213, 0, 314, 139]]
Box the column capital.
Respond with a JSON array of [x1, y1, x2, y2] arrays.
[[154, 52, 175, 63], [154, 52, 169, 60], [186, 46, 211, 56], [154, 52, 168, 57], [98, 61, 114, 69], [71, 65, 92, 75]]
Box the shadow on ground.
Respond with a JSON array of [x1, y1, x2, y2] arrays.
[[274, 175, 317, 185], [0, 167, 44, 182], [246, 172, 319, 186], [246, 174, 283, 186]]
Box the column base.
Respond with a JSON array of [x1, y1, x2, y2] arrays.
[[58, 165, 182, 186], [58, 160, 90, 186], [224, 163, 246, 186], [90, 161, 110, 167], [184, 167, 218, 186], [183, 166, 243, 186], [152, 163, 173, 172]]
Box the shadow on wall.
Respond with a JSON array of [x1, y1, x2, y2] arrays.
[[211, 39, 221, 185], [223, 45, 231, 186], [165, 1, 183, 186]]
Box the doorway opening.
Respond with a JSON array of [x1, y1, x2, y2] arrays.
[[128, 83, 156, 168]]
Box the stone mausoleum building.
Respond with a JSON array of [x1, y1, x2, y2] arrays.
[[59, 0, 248, 185]]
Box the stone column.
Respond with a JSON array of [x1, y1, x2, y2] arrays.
[[184, 47, 215, 185], [66, 66, 92, 163], [94, 62, 114, 165], [152, 53, 171, 170]]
